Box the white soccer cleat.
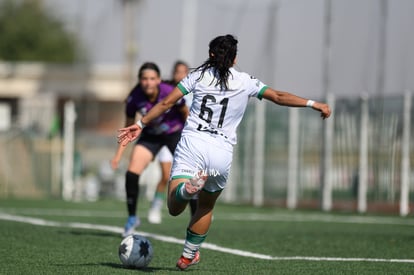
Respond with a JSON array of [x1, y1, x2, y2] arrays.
[[147, 208, 162, 224]]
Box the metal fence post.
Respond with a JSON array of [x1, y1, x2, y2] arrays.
[[287, 108, 299, 209], [358, 95, 369, 213], [62, 101, 77, 201], [400, 91, 411, 216]]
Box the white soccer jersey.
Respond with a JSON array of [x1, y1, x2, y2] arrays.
[[177, 67, 268, 146]]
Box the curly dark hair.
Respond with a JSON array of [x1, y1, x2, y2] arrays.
[[195, 34, 238, 90]]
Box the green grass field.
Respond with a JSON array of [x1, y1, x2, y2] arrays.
[[1, 198, 414, 274]]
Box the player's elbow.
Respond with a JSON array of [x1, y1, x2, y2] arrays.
[[160, 99, 174, 110], [263, 88, 283, 105], [267, 90, 283, 105], [272, 90, 292, 106]]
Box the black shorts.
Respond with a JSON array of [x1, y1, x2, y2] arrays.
[[135, 131, 182, 159]]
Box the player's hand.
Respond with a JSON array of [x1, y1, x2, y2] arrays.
[[117, 124, 142, 146], [313, 102, 331, 119]]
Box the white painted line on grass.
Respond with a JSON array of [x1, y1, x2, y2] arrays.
[[3, 208, 414, 227], [1, 208, 125, 218], [222, 213, 414, 227], [1, 212, 414, 264]]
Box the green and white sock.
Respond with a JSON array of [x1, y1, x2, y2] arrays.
[[175, 182, 192, 201], [182, 228, 207, 259], [151, 191, 165, 209]]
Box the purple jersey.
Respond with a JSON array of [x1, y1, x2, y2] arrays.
[[125, 82, 186, 135]]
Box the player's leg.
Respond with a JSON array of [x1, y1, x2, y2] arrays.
[[189, 197, 198, 217], [167, 177, 192, 216], [123, 144, 154, 237], [148, 146, 172, 224], [167, 170, 208, 216], [188, 190, 220, 233], [173, 138, 232, 270], [176, 190, 221, 270]]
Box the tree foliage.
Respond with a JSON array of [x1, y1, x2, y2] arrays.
[[0, 0, 80, 63]]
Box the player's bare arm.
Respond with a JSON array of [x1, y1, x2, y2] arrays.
[[117, 87, 185, 146], [111, 117, 136, 168], [141, 87, 184, 125], [262, 88, 331, 119]]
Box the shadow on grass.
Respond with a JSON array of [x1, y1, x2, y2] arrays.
[[53, 262, 180, 273], [60, 230, 120, 238], [101, 262, 180, 272], [53, 262, 203, 273]]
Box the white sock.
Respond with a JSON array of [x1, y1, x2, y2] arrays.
[[182, 229, 206, 259], [151, 197, 163, 210], [182, 240, 200, 259]]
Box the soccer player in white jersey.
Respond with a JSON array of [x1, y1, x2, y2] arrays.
[[117, 34, 331, 270]]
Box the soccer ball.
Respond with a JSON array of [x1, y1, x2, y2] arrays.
[[118, 234, 153, 268]]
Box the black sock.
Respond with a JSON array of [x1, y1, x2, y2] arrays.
[[125, 171, 140, 216]]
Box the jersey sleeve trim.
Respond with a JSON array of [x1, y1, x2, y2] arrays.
[[257, 86, 268, 100], [177, 83, 189, 95]]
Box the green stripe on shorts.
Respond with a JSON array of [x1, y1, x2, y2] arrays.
[[171, 175, 193, 180]]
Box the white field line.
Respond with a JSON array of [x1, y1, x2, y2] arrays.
[[0, 208, 125, 217], [2, 208, 414, 227], [223, 213, 414, 227], [1, 212, 414, 264]]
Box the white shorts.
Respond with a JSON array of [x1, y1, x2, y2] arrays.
[[171, 134, 233, 193], [156, 146, 173, 163]]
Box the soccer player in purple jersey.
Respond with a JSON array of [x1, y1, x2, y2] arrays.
[[147, 60, 195, 224], [111, 62, 189, 237]]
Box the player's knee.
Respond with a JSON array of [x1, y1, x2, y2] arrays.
[[167, 204, 181, 216], [168, 209, 180, 216], [167, 197, 186, 216]]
